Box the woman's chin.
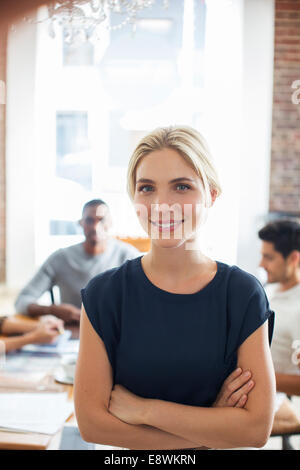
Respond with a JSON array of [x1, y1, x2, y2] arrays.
[[150, 236, 186, 249]]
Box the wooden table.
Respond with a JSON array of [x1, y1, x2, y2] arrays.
[[0, 376, 75, 450], [0, 315, 77, 450], [272, 398, 300, 435]]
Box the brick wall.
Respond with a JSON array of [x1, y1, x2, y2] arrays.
[[0, 27, 7, 282], [269, 0, 300, 215]]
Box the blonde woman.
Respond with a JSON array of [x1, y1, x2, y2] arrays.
[[74, 126, 275, 450]]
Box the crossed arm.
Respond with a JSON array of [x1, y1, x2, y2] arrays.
[[74, 306, 276, 450]]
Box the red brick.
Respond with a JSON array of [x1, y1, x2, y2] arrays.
[[276, 13, 300, 21], [0, 28, 6, 282], [275, 52, 300, 61], [271, 0, 300, 216], [275, 33, 300, 41], [276, 3, 300, 12]]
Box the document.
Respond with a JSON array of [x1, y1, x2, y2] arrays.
[[21, 331, 79, 354], [0, 392, 73, 434]]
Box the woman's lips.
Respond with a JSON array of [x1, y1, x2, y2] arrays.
[[149, 220, 184, 232]]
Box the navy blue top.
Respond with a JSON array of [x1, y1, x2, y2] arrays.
[[81, 256, 274, 407]]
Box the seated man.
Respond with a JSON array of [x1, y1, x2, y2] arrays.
[[14, 199, 140, 324], [258, 219, 300, 401]]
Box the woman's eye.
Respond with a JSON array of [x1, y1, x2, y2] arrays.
[[138, 185, 153, 193], [138, 184, 190, 193], [176, 184, 190, 191]]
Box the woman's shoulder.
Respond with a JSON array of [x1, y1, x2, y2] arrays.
[[219, 263, 274, 360], [82, 257, 139, 296], [219, 261, 266, 298]]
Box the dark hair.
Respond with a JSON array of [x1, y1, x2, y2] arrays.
[[82, 199, 108, 216], [258, 219, 300, 258]]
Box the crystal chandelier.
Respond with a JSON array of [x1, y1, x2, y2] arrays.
[[44, 0, 169, 43]]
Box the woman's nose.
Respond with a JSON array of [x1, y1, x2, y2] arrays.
[[150, 202, 183, 221]]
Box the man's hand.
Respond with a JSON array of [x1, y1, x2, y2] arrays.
[[213, 368, 255, 408], [50, 304, 81, 324]]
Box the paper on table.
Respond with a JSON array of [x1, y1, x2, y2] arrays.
[[21, 332, 79, 354], [4, 353, 62, 379], [275, 392, 286, 413], [0, 373, 63, 392], [0, 392, 73, 435]]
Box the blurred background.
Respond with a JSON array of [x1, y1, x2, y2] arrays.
[[0, 0, 299, 296], [0, 0, 300, 451]]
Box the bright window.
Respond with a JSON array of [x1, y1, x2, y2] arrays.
[[34, 0, 243, 265]]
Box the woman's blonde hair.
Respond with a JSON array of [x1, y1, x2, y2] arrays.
[[126, 125, 222, 205]]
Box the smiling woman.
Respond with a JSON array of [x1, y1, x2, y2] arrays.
[[127, 126, 222, 255], [127, 126, 222, 204], [74, 125, 276, 450]]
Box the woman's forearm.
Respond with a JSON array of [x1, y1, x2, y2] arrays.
[[143, 399, 269, 449], [276, 373, 300, 396], [0, 332, 36, 353], [77, 407, 205, 450], [1, 316, 38, 335]]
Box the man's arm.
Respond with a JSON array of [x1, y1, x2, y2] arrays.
[[27, 303, 81, 323], [14, 251, 81, 323], [14, 255, 57, 315], [26, 304, 54, 318], [276, 372, 300, 396]]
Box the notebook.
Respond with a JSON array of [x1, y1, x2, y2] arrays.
[[0, 392, 74, 435], [21, 331, 79, 354]]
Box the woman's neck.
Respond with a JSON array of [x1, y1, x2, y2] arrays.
[[143, 240, 213, 282]]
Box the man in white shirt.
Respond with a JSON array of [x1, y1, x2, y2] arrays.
[[258, 219, 300, 400]]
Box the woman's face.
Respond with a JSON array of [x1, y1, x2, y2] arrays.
[[133, 147, 215, 248]]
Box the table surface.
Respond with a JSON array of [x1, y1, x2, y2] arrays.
[[0, 315, 77, 450]]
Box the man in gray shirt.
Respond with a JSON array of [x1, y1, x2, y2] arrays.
[[14, 199, 140, 324]]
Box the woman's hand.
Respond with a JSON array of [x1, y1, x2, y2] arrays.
[[29, 316, 64, 344], [108, 368, 255, 426], [213, 367, 255, 408], [108, 384, 148, 425], [39, 315, 64, 330]]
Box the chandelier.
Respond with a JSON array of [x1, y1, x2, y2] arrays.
[[43, 0, 169, 43]]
